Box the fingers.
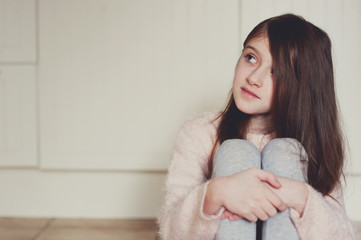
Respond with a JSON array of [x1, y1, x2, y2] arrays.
[[224, 207, 258, 222], [242, 184, 287, 222], [220, 169, 288, 223], [265, 185, 288, 212], [254, 169, 281, 189], [252, 206, 269, 221], [229, 214, 241, 221], [246, 195, 277, 222], [260, 199, 278, 218], [221, 210, 242, 221], [221, 210, 231, 220], [242, 210, 258, 222]]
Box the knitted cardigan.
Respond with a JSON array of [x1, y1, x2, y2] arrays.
[[158, 112, 356, 239]]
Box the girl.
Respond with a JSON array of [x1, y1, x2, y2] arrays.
[[158, 14, 356, 239]]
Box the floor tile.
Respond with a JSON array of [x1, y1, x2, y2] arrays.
[[37, 219, 158, 240], [1, 217, 358, 240], [0, 218, 51, 240]]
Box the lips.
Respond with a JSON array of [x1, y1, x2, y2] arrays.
[[241, 87, 260, 99]]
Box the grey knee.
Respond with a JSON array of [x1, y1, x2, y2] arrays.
[[212, 139, 261, 178], [261, 138, 308, 181], [262, 138, 308, 162], [263, 138, 303, 152], [215, 139, 259, 160]]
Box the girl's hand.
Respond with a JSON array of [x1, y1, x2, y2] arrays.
[[204, 168, 288, 222], [221, 210, 242, 221], [271, 176, 309, 216]]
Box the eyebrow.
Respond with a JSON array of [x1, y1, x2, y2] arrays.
[[244, 45, 260, 55]]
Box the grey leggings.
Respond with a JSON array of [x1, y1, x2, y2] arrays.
[[212, 138, 308, 240]]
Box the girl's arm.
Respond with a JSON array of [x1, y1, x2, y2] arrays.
[[273, 177, 357, 239], [157, 113, 222, 240], [204, 168, 288, 222], [269, 176, 309, 216]]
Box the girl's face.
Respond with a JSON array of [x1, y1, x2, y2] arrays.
[[232, 36, 274, 117]]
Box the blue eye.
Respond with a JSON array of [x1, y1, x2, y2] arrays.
[[245, 54, 256, 64]]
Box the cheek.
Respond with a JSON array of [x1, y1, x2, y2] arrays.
[[232, 69, 244, 86], [266, 81, 275, 105], [269, 82, 275, 97], [232, 74, 240, 91]]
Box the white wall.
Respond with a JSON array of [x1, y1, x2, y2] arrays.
[[0, 0, 240, 219], [37, 0, 239, 171], [0, 0, 360, 221]]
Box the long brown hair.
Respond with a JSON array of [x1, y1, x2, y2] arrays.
[[208, 14, 344, 196]]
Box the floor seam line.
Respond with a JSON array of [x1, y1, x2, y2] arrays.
[[31, 218, 56, 240]]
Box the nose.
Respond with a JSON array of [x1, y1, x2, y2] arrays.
[[246, 67, 268, 87]]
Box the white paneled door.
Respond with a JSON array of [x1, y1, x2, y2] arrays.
[[0, 0, 36, 63], [0, 66, 37, 167], [0, 0, 37, 167]]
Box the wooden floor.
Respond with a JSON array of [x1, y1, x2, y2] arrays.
[[0, 218, 158, 240], [0, 217, 360, 240]]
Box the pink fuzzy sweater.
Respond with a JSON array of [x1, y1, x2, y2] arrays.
[[158, 112, 356, 239]]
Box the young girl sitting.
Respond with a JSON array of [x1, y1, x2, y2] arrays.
[[158, 14, 356, 240]]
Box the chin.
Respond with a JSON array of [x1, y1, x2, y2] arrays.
[[236, 107, 270, 116], [236, 107, 254, 115], [234, 103, 252, 115]]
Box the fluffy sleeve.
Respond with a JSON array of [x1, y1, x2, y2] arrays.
[[290, 184, 357, 239], [157, 113, 222, 240]]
